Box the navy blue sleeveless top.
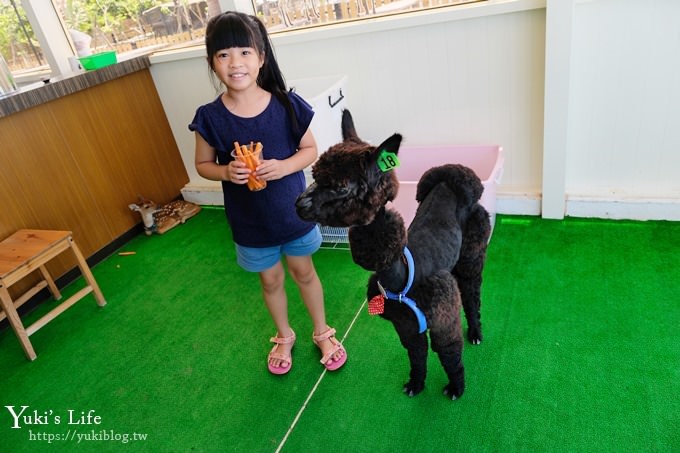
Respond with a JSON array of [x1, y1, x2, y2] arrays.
[[189, 91, 315, 247]]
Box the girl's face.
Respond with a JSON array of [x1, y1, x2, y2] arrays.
[[212, 47, 264, 91]]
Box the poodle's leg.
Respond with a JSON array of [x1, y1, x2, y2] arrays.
[[457, 273, 483, 344], [430, 328, 464, 400], [392, 323, 429, 397], [368, 275, 428, 397], [427, 271, 465, 399], [454, 204, 491, 344]]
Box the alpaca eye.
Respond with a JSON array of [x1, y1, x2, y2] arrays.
[[335, 186, 350, 196]]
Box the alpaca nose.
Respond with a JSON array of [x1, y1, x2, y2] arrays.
[[295, 195, 312, 212]]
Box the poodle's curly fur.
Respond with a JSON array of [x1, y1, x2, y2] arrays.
[[296, 110, 490, 399]]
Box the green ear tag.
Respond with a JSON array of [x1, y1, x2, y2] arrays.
[[377, 150, 400, 172]]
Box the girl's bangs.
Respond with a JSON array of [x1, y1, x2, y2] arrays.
[[209, 15, 256, 53]]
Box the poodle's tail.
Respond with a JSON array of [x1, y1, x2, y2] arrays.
[[341, 109, 362, 143], [416, 164, 484, 208]]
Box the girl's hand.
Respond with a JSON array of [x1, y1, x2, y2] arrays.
[[228, 159, 251, 185], [255, 159, 290, 181]]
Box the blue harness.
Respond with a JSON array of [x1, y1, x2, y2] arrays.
[[377, 246, 428, 334]]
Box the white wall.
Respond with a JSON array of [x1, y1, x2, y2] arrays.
[[149, 48, 220, 201], [275, 7, 546, 198], [565, 0, 680, 219], [149, 0, 680, 220]]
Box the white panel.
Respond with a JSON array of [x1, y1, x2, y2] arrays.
[[567, 0, 680, 199], [541, 0, 573, 218], [149, 53, 221, 191], [275, 9, 546, 195]]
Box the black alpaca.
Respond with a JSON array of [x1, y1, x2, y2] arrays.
[[296, 110, 490, 399]]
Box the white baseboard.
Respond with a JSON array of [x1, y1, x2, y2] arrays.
[[180, 184, 680, 221], [495, 191, 680, 220], [180, 185, 548, 215], [497, 192, 542, 216], [566, 196, 680, 221], [181, 185, 223, 205]]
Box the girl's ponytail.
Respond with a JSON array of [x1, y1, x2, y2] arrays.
[[254, 18, 285, 94], [252, 17, 301, 136]]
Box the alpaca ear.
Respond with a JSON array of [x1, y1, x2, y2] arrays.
[[371, 133, 403, 174], [341, 109, 360, 142], [375, 134, 402, 156]]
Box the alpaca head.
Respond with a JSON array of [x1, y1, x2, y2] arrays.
[[296, 110, 402, 227]]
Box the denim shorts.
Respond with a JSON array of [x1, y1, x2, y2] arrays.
[[235, 225, 322, 272]]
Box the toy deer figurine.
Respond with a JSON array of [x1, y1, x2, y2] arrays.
[[128, 196, 201, 236]]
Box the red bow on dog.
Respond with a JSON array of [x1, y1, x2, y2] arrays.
[[368, 294, 385, 315]]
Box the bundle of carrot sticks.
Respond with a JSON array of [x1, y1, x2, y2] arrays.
[[233, 141, 266, 191]]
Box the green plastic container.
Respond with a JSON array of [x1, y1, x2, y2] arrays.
[[79, 51, 117, 70]]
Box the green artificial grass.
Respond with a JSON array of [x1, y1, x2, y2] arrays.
[[1, 211, 678, 452]]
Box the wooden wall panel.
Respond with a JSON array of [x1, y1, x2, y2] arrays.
[[0, 69, 188, 298]]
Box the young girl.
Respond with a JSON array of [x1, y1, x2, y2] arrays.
[[189, 11, 347, 375]]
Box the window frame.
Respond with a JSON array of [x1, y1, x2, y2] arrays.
[[13, 0, 243, 85], [15, 0, 540, 85]]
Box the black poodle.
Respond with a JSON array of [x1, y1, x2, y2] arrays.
[[296, 110, 491, 399]]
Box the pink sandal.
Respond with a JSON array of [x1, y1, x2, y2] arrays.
[[268, 330, 295, 375], [313, 327, 347, 371]]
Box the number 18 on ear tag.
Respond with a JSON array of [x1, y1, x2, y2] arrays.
[[378, 150, 400, 172]]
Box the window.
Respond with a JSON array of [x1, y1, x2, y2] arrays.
[[1, 0, 486, 86], [1, 0, 224, 85], [254, 0, 486, 32], [0, 0, 47, 80], [56, 0, 216, 55]]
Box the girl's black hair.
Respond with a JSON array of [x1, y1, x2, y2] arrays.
[[205, 11, 300, 135]]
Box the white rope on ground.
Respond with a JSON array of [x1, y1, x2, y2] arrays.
[[274, 298, 368, 453]]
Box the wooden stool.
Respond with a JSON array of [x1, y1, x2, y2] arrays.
[[0, 230, 106, 360]]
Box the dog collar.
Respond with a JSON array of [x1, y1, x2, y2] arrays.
[[370, 246, 428, 334]]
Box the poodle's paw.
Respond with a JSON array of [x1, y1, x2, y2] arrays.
[[443, 382, 464, 400], [403, 380, 425, 397], [467, 327, 483, 345]]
